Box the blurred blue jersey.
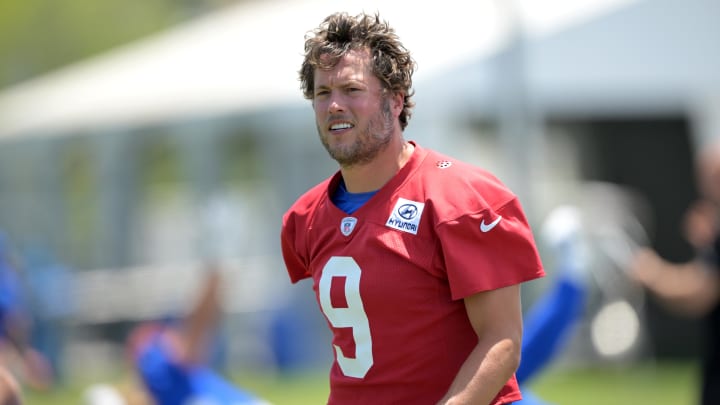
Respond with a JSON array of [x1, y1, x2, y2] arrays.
[[0, 260, 27, 339], [136, 332, 267, 405]]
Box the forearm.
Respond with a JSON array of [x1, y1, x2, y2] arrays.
[[644, 261, 719, 316], [438, 337, 521, 405], [183, 269, 222, 364]]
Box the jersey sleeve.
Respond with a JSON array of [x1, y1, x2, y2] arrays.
[[436, 197, 544, 300], [281, 210, 311, 283]]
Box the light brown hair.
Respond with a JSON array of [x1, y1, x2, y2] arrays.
[[299, 12, 416, 130]]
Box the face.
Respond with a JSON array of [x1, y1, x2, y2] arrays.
[[312, 49, 401, 167]]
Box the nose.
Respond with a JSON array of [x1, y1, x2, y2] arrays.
[[327, 93, 344, 114]]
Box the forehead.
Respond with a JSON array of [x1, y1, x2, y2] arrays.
[[314, 48, 376, 87]]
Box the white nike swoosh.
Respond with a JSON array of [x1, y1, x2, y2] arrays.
[[480, 216, 503, 232]]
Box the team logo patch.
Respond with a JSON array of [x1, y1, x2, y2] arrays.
[[340, 217, 358, 236], [436, 160, 452, 169], [386, 198, 425, 235]]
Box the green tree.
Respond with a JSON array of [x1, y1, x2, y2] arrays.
[[0, 0, 235, 90]]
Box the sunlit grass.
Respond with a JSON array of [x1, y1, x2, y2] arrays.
[[529, 361, 697, 405], [23, 361, 697, 405]]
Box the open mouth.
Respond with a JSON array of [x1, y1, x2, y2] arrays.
[[329, 122, 354, 132]]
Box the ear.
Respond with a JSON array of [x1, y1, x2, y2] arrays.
[[391, 91, 404, 117]]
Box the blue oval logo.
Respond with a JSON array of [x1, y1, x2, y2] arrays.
[[397, 203, 418, 220]]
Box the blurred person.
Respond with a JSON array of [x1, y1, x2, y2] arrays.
[[0, 365, 22, 405], [631, 140, 720, 405], [515, 206, 590, 405], [281, 12, 544, 405], [124, 266, 270, 405], [0, 232, 53, 391], [22, 245, 75, 383], [518, 183, 652, 405]]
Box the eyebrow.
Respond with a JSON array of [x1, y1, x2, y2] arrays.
[[315, 79, 367, 91]]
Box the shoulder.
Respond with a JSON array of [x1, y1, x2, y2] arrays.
[[281, 175, 338, 241], [414, 147, 517, 213], [283, 176, 334, 220]]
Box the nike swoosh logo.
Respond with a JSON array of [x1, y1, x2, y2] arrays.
[[480, 216, 503, 232]]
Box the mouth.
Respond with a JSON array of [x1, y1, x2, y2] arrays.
[[328, 121, 354, 133]]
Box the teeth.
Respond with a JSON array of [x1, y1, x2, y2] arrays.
[[330, 123, 353, 130]]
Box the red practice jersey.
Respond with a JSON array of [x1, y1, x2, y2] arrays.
[[281, 143, 545, 404]]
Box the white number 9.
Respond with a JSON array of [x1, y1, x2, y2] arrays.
[[319, 256, 373, 378]]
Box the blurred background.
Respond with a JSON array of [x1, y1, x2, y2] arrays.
[[0, 0, 718, 403]]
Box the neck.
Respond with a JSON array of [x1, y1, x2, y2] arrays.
[[341, 138, 414, 193]]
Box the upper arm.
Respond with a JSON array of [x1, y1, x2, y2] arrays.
[[464, 284, 523, 344]]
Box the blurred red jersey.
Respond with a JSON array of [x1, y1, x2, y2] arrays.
[[281, 143, 544, 404]]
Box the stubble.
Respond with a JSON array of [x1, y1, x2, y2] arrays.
[[318, 96, 394, 168]]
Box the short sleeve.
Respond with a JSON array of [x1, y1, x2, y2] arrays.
[[436, 198, 544, 300], [280, 212, 311, 283]]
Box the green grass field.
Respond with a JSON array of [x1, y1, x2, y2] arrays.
[[23, 361, 697, 405], [529, 361, 697, 405]]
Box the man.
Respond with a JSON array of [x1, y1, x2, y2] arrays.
[[281, 12, 544, 404], [631, 141, 720, 405]]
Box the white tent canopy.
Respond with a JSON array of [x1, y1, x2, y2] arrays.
[[414, 0, 720, 146], [0, 0, 641, 140]]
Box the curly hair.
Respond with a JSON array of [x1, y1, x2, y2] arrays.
[[299, 12, 416, 130]]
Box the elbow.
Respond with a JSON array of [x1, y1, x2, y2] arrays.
[[510, 336, 522, 372], [495, 334, 522, 373], [509, 324, 523, 362]]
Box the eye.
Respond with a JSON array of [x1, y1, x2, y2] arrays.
[[314, 89, 329, 98]]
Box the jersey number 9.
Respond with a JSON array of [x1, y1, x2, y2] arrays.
[[319, 256, 374, 378]]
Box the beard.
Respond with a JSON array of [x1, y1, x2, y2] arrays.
[[317, 96, 394, 168]]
